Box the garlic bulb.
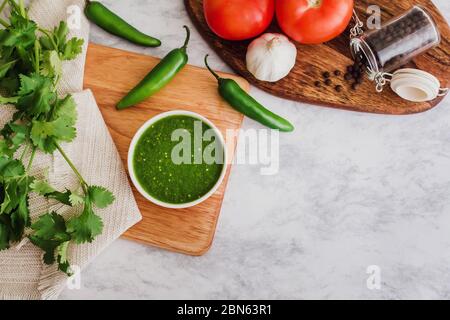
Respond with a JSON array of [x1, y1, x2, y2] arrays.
[[246, 33, 297, 82]]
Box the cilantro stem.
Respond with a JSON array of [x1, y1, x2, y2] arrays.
[[0, 17, 8, 28], [27, 147, 36, 172], [34, 40, 40, 72], [54, 142, 88, 193], [19, 0, 26, 18], [20, 143, 29, 162], [38, 28, 58, 51], [0, 0, 7, 15]]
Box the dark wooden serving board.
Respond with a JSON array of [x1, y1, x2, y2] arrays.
[[186, 0, 450, 115]]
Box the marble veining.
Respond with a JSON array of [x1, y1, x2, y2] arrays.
[[61, 0, 450, 299]]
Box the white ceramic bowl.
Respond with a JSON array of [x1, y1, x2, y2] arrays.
[[128, 110, 228, 209]]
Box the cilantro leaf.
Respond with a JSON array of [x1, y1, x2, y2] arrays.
[[29, 212, 71, 269], [31, 212, 70, 241], [0, 180, 18, 214], [29, 236, 60, 264], [0, 95, 19, 104], [29, 235, 72, 274], [69, 192, 84, 206], [67, 200, 103, 244], [38, 21, 84, 61], [0, 156, 13, 173], [0, 158, 25, 179], [30, 179, 73, 206], [54, 95, 77, 126], [0, 122, 29, 157], [6, 123, 29, 146], [46, 190, 73, 206], [10, 183, 31, 237], [54, 22, 69, 46], [30, 120, 57, 153], [0, 166, 31, 241], [30, 179, 55, 195], [0, 59, 17, 79], [39, 21, 67, 52], [30, 117, 76, 153], [39, 35, 53, 51], [0, 73, 20, 96], [56, 241, 71, 274], [88, 186, 115, 209], [0, 13, 36, 49], [61, 38, 84, 61], [40, 50, 62, 78], [17, 73, 56, 117], [0, 140, 11, 157]]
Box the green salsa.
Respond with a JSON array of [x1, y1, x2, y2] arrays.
[[133, 115, 224, 204]]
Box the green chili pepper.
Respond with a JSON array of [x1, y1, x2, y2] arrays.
[[204, 55, 294, 132], [117, 26, 191, 110], [85, 1, 161, 47]]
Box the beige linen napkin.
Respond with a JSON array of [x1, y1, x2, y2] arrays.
[[0, 0, 142, 299]]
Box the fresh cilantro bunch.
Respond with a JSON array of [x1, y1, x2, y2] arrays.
[[0, 0, 115, 274]]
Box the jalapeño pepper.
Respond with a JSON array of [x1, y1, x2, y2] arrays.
[[117, 26, 190, 110], [204, 55, 294, 132], [85, 1, 161, 47]]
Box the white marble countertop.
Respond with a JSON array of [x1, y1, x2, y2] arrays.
[[61, 0, 450, 299]]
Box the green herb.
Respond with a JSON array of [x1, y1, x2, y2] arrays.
[[0, 0, 115, 274]]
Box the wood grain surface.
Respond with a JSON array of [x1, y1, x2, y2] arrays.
[[84, 43, 249, 255], [186, 0, 450, 115]]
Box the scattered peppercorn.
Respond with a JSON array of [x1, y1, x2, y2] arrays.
[[316, 64, 365, 93]]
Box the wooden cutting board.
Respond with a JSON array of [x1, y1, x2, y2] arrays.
[[83, 43, 249, 255], [186, 0, 450, 115]]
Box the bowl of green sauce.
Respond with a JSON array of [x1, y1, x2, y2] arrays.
[[128, 110, 227, 209]]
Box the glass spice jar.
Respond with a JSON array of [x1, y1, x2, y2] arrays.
[[350, 6, 441, 93]]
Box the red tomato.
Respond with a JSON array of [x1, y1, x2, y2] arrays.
[[276, 0, 354, 44], [203, 0, 275, 41]]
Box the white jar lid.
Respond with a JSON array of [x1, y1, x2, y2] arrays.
[[390, 68, 441, 102]]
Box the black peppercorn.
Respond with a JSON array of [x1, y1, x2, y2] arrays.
[[344, 73, 353, 81], [325, 79, 332, 86], [314, 81, 321, 87], [334, 70, 341, 76], [335, 85, 343, 92], [323, 71, 330, 79]]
